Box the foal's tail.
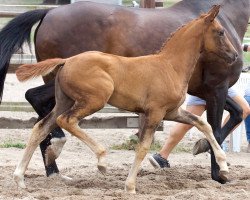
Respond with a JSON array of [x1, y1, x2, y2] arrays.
[[16, 58, 66, 82]]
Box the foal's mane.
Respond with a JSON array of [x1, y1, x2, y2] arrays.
[[158, 14, 206, 54]]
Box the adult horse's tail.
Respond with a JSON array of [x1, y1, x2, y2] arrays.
[[16, 58, 66, 82], [0, 9, 50, 103]]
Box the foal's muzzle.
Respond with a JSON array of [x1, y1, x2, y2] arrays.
[[225, 51, 238, 64]]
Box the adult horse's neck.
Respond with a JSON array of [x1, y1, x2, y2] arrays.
[[159, 19, 204, 82], [219, 0, 250, 41]]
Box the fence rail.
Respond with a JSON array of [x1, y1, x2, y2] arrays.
[[0, 5, 57, 17]]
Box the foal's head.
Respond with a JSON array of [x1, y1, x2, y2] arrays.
[[201, 5, 238, 64]]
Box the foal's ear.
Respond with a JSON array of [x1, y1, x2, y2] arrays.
[[204, 5, 220, 23]]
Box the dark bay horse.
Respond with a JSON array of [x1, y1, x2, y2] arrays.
[[14, 7, 235, 192], [0, 0, 249, 183]]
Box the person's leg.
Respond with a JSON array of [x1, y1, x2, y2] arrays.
[[149, 100, 205, 168], [243, 95, 250, 152], [159, 104, 205, 159], [222, 94, 250, 126]]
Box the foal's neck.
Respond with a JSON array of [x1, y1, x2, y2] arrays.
[[159, 19, 204, 81]]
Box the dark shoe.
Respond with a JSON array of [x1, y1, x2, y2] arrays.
[[148, 153, 170, 169]]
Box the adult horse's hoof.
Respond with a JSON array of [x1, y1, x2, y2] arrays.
[[13, 173, 26, 189], [193, 138, 210, 155]]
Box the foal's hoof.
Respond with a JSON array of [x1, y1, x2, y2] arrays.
[[97, 163, 107, 175], [219, 170, 229, 182], [125, 185, 136, 194], [193, 138, 210, 155], [13, 173, 26, 189]]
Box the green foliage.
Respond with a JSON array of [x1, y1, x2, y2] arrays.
[[244, 52, 250, 66], [245, 25, 250, 38], [0, 139, 26, 149], [243, 37, 250, 66], [122, 0, 133, 6]]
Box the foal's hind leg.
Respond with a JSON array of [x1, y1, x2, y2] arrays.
[[165, 108, 228, 180], [13, 110, 63, 188], [56, 94, 113, 174], [14, 81, 74, 188], [25, 81, 67, 175]]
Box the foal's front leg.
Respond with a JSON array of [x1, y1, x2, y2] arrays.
[[125, 110, 165, 194], [166, 108, 228, 180]]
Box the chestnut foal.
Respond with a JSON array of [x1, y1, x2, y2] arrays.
[[14, 6, 237, 193]]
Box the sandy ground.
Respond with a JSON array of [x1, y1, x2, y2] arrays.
[[0, 128, 249, 200], [0, 75, 250, 199]]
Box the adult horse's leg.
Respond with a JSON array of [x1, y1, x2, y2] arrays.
[[201, 87, 228, 183], [25, 81, 66, 176], [165, 107, 228, 181], [194, 96, 243, 154], [221, 96, 243, 139]]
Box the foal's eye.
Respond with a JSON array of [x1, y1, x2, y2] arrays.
[[218, 30, 225, 36]]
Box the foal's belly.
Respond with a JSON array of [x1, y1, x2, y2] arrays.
[[108, 93, 145, 113]]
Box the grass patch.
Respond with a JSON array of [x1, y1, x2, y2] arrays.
[[0, 139, 26, 149], [111, 135, 192, 154], [171, 143, 192, 154], [111, 135, 162, 151]]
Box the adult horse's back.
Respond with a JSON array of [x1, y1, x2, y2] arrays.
[[0, 0, 249, 182]]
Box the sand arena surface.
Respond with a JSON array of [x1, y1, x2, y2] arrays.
[[0, 128, 249, 200], [0, 74, 250, 199]]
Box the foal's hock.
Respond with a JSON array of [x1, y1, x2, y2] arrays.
[[14, 6, 236, 194]]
